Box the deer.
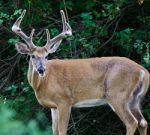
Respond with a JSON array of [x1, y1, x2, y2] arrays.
[[12, 10, 149, 135]]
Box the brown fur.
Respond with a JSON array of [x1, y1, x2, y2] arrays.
[[27, 57, 149, 108]]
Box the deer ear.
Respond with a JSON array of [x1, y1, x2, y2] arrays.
[[15, 42, 30, 54]]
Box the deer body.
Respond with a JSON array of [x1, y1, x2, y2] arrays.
[[12, 10, 149, 135], [27, 57, 149, 108]]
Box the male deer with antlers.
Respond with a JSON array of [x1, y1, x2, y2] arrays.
[[12, 10, 149, 135]]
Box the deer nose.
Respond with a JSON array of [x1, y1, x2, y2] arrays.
[[37, 67, 45, 74]]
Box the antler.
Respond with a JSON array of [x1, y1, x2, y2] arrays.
[[12, 10, 36, 50], [44, 10, 72, 52]]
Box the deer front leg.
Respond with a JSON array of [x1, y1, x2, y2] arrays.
[[57, 103, 71, 135], [51, 108, 59, 135]]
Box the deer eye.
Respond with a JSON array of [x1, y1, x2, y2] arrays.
[[31, 55, 35, 58]]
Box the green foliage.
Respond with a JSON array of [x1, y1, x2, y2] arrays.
[[81, 12, 95, 28], [0, 103, 51, 135], [134, 40, 150, 65]]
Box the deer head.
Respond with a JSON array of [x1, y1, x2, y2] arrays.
[[12, 10, 72, 76]]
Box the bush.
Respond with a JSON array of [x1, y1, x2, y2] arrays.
[[0, 102, 51, 135]]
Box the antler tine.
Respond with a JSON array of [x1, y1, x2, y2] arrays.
[[46, 29, 51, 43], [60, 10, 67, 32], [12, 9, 36, 50], [44, 29, 53, 50], [14, 9, 26, 28], [44, 10, 72, 52], [29, 29, 35, 41], [60, 10, 72, 35]]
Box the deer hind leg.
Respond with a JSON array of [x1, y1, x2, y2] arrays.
[[129, 70, 148, 135], [129, 88, 148, 134], [130, 106, 147, 135], [109, 100, 138, 135], [51, 108, 59, 135]]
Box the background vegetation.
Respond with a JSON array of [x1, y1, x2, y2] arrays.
[[0, 0, 150, 134]]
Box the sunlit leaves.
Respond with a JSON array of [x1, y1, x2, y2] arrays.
[[0, 104, 51, 135]]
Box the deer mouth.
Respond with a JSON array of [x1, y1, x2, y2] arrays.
[[38, 71, 46, 77], [39, 73, 45, 77]]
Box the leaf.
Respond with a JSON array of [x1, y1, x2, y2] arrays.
[[8, 38, 19, 44], [6, 85, 17, 92], [0, 19, 3, 25], [80, 12, 93, 20]]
